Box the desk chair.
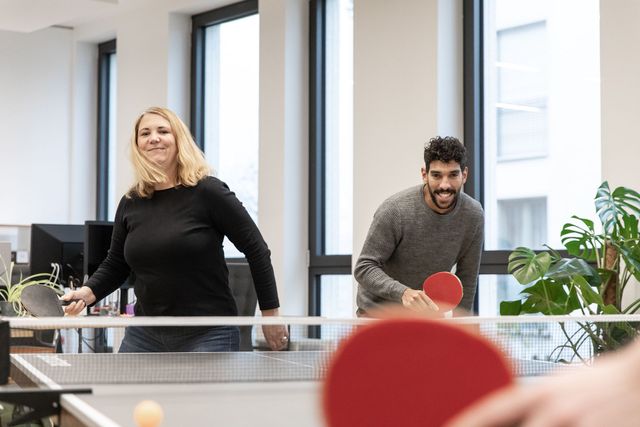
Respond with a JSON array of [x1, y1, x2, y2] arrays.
[[9, 329, 58, 354], [228, 263, 257, 351]]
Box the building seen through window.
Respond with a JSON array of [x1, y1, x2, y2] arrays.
[[478, 0, 601, 315]]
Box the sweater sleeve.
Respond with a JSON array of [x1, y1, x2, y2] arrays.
[[85, 197, 132, 302], [206, 178, 279, 311], [353, 202, 408, 302]]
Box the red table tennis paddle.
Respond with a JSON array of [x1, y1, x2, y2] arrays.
[[422, 272, 463, 312], [20, 285, 78, 317], [323, 318, 513, 427]]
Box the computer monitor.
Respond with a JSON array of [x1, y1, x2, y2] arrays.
[[84, 221, 115, 278], [30, 224, 84, 287]]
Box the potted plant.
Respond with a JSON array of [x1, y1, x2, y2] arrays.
[[0, 255, 63, 316], [501, 181, 640, 360]]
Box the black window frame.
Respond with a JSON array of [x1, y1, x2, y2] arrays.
[[307, 0, 502, 317], [308, 0, 353, 318], [190, 0, 259, 266], [96, 39, 116, 221], [190, 0, 258, 151]]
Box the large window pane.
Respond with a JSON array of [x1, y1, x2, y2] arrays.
[[483, 0, 601, 253], [479, 0, 601, 314], [324, 0, 353, 255], [496, 22, 547, 158], [320, 275, 354, 318], [497, 197, 547, 250], [203, 14, 259, 258]]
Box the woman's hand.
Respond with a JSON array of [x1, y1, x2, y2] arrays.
[[61, 286, 97, 316], [261, 308, 289, 350]]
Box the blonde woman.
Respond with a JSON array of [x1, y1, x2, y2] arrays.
[[64, 107, 288, 351]]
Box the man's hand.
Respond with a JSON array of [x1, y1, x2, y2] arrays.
[[444, 344, 640, 427], [61, 286, 96, 315], [261, 308, 289, 350], [401, 289, 439, 313]]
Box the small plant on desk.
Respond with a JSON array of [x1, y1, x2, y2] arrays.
[[0, 255, 63, 316]]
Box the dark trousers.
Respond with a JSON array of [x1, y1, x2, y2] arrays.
[[118, 325, 240, 353]]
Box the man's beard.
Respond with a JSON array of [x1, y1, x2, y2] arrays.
[[428, 186, 459, 211]]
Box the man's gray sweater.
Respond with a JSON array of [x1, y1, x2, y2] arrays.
[[354, 185, 484, 314]]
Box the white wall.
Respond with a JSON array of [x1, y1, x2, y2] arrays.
[[601, 0, 640, 190], [0, 27, 74, 224], [69, 41, 98, 224], [437, 0, 464, 137], [258, 0, 309, 314], [353, 0, 454, 264], [601, 0, 640, 304]]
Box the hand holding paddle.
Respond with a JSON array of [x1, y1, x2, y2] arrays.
[[422, 271, 463, 312], [61, 286, 97, 316], [401, 288, 439, 313]]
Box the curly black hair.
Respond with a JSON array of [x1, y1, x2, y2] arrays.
[[423, 136, 467, 171]]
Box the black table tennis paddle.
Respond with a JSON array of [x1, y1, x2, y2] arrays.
[[20, 285, 79, 317]]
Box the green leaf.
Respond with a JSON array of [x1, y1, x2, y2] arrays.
[[518, 279, 577, 315], [499, 300, 522, 315], [566, 285, 582, 313], [617, 243, 640, 282], [573, 275, 604, 307], [595, 182, 640, 235], [560, 216, 598, 261], [508, 248, 552, 284], [602, 304, 622, 314], [546, 258, 599, 283], [620, 215, 639, 241]]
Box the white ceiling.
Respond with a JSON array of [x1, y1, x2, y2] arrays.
[[0, 0, 120, 33], [0, 0, 236, 33]]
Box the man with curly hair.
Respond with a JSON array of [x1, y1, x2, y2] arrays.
[[354, 136, 484, 316]]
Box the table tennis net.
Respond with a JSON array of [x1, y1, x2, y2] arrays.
[[2, 315, 640, 387]]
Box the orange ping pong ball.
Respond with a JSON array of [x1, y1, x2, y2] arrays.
[[133, 400, 164, 427]]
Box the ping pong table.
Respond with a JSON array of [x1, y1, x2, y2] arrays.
[[4, 351, 571, 427], [9, 351, 328, 426]]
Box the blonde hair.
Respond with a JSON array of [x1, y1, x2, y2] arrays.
[[128, 107, 210, 198]]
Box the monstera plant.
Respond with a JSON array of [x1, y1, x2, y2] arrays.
[[501, 181, 640, 359]]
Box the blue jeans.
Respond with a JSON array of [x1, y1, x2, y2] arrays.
[[118, 325, 240, 353]]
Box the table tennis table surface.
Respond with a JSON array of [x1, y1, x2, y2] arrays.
[[9, 351, 570, 427]]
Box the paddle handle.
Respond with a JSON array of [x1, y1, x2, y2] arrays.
[[60, 298, 83, 306]]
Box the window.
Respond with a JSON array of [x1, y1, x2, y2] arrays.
[[496, 22, 548, 159], [497, 197, 547, 250], [479, 197, 547, 315], [97, 39, 117, 221], [319, 275, 354, 318], [309, 0, 354, 318], [192, 1, 259, 258], [465, 0, 601, 312], [324, 0, 353, 256]]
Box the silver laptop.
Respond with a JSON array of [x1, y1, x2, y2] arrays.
[[0, 241, 12, 279]]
